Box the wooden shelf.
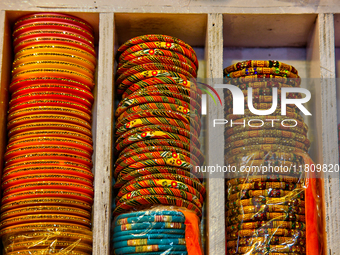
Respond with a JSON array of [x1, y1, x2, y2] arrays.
[[0, 6, 339, 255]]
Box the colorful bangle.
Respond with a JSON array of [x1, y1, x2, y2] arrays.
[[226, 228, 305, 239], [225, 67, 299, 79], [227, 189, 304, 202], [226, 197, 305, 209], [224, 60, 298, 75], [226, 204, 305, 217]]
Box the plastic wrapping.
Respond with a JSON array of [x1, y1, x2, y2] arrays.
[[224, 60, 323, 255], [112, 206, 203, 255]]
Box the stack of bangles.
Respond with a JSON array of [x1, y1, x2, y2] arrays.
[[112, 34, 204, 255], [0, 13, 96, 254], [223, 60, 311, 254]]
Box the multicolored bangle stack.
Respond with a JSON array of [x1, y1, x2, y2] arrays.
[[224, 60, 309, 255], [0, 13, 96, 254], [113, 34, 204, 255]]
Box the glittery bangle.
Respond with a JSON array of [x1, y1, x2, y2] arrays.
[[8, 106, 92, 122], [12, 83, 93, 102], [7, 114, 91, 130], [226, 197, 305, 209], [0, 197, 92, 213], [10, 76, 92, 93], [15, 45, 96, 65], [8, 122, 92, 138], [13, 22, 94, 41], [227, 212, 305, 224], [14, 13, 93, 32], [13, 30, 94, 47]]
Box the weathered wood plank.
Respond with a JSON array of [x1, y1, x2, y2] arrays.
[[205, 13, 225, 255], [318, 13, 340, 255], [0, 11, 11, 182], [92, 12, 114, 255], [1, 0, 340, 14]]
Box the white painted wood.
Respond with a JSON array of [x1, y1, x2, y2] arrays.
[[92, 12, 114, 255], [205, 13, 225, 255], [0, 10, 10, 183], [2, 0, 340, 14], [114, 13, 207, 47], [317, 13, 340, 255]]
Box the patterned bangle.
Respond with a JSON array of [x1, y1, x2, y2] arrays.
[[226, 197, 305, 209], [224, 122, 308, 137], [227, 181, 304, 194], [224, 137, 310, 152], [224, 67, 299, 79], [227, 151, 305, 166], [227, 236, 305, 248], [224, 60, 298, 75], [236, 81, 294, 90], [227, 220, 306, 231], [227, 245, 305, 254], [224, 129, 309, 145], [226, 204, 305, 217], [226, 174, 303, 186], [227, 228, 306, 239], [227, 189, 304, 202], [227, 212, 305, 224], [224, 74, 301, 87], [225, 144, 307, 157]]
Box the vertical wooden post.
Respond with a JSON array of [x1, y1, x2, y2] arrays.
[[318, 13, 340, 255], [0, 10, 11, 182], [92, 12, 115, 255], [205, 13, 225, 255]]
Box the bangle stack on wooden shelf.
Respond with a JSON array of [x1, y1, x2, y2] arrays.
[[0, 13, 96, 254], [112, 34, 205, 255], [223, 60, 319, 254]]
